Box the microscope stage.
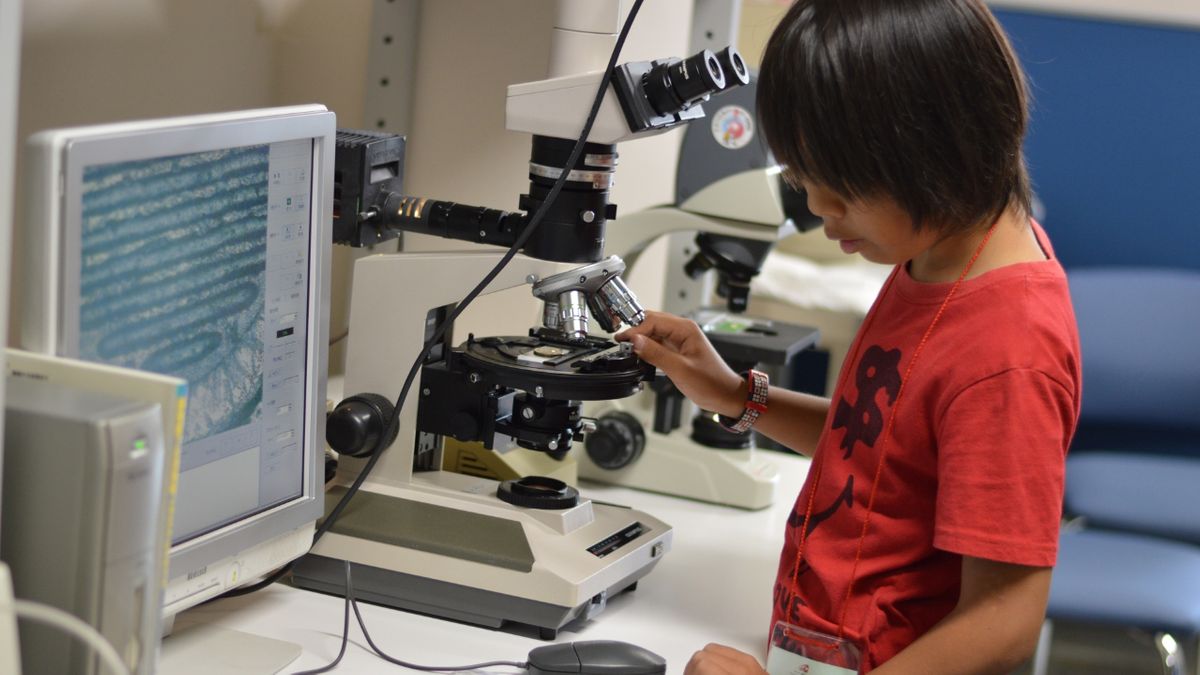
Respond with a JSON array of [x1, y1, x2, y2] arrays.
[[458, 334, 651, 401]]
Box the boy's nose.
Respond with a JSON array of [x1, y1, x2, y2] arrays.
[[805, 185, 845, 221]]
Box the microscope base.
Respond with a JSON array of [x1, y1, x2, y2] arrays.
[[292, 475, 671, 638], [293, 553, 648, 640], [579, 403, 779, 510]]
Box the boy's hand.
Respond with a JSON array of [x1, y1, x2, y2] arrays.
[[684, 644, 768, 675], [615, 310, 744, 417]]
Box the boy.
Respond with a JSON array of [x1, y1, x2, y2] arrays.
[[616, 0, 1081, 672]]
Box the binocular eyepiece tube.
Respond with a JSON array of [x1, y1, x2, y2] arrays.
[[642, 46, 750, 118]]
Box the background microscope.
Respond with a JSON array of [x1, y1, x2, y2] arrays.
[[578, 76, 823, 510], [292, 3, 752, 639]]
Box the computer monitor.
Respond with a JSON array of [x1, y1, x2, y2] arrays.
[[18, 106, 333, 626]]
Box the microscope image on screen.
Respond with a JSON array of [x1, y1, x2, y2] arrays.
[[74, 140, 315, 543], [79, 146, 271, 444]]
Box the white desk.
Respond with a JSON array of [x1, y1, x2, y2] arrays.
[[173, 452, 811, 674]]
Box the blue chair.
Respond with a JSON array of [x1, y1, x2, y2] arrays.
[[1032, 268, 1200, 675]]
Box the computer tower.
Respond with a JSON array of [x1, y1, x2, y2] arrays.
[[1, 376, 166, 675]]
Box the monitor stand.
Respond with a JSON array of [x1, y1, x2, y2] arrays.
[[159, 623, 301, 675]]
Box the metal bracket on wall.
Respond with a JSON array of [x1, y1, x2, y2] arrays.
[[691, 0, 742, 53], [365, 0, 421, 136], [364, 0, 421, 253]]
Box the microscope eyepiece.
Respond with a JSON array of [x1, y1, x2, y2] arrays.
[[714, 47, 750, 91], [643, 49, 727, 117]]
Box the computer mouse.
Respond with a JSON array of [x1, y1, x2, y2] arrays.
[[527, 640, 667, 675]]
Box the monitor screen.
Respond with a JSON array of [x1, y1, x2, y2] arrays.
[[76, 139, 312, 544], [20, 106, 332, 612]]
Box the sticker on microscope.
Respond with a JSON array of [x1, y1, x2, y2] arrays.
[[711, 105, 754, 150]]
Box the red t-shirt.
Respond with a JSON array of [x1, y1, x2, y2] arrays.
[[771, 223, 1081, 670]]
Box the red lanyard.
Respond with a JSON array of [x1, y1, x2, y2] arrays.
[[788, 223, 999, 639]]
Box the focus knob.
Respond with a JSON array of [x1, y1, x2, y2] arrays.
[[326, 393, 398, 458], [584, 412, 646, 470]]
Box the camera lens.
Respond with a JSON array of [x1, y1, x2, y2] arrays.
[[643, 49, 727, 116]]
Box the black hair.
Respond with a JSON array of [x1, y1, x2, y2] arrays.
[[757, 0, 1032, 233]]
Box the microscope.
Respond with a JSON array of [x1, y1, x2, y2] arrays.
[[577, 76, 823, 510], [291, 4, 751, 639]]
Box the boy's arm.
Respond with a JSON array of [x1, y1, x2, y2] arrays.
[[747, 386, 830, 457], [617, 310, 830, 456], [870, 556, 1051, 675]]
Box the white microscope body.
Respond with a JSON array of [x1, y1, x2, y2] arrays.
[[294, 1, 754, 637], [303, 252, 670, 638]]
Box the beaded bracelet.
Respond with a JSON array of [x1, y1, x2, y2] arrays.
[[717, 369, 769, 434]]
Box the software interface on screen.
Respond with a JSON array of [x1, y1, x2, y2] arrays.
[[76, 139, 313, 544]]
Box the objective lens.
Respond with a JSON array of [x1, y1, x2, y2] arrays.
[[643, 49, 727, 117], [556, 290, 590, 341], [596, 276, 645, 329], [542, 301, 560, 332]]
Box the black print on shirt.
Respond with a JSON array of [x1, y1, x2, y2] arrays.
[[784, 475, 855, 580], [831, 345, 902, 458], [773, 582, 809, 620], [788, 474, 855, 535]]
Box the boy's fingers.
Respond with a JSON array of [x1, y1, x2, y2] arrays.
[[685, 644, 764, 675], [699, 644, 752, 660], [615, 311, 668, 341], [630, 334, 683, 373], [683, 649, 742, 675], [642, 313, 698, 350], [617, 313, 689, 349]]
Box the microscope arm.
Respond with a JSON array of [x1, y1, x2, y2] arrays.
[[605, 205, 792, 270]]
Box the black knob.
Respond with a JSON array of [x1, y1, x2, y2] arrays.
[[585, 412, 646, 470], [450, 411, 479, 442], [326, 393, 398, 458]]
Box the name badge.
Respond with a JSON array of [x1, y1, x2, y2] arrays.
[[766, 622, 861, 675]]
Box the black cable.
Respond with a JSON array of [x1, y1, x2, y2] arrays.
[[221, 0, 645, 605], [350, 581, 526, 672], [291, 561, 354, 675]]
